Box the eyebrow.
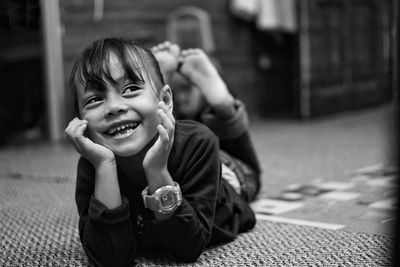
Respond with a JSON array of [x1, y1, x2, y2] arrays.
[[83, 72, 145, 94]]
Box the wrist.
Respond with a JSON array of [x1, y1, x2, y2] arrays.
[[145, 168, 174, 194], [94, 157, 117, 169], [94, 159, 121, 209], [142, 182, 182, 220]]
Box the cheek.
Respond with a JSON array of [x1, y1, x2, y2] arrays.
[[85, 122, 101, 141], [139, 93, 161, 121], [80, 106, 103, 122], [79, 111, 103, 138], [79, 107, 93, 120]]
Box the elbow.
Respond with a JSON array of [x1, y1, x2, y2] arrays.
[[82, 237, 136, 267], [173, 237, 206, 263]]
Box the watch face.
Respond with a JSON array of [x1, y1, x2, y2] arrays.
[[159, 191, 176, 210]]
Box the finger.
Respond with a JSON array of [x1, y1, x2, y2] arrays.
[[65, 119, 86, 141], [69, 120, 88, 138], [158, 108, 174, 134], [158, 101, 175, 123], [69, 122, 89, 153], [65, 120, 88, 150], [65, 117, 80, 133], [74, 122, 88, 140], [74, 131, 94, 153], [157, 110, 174, 147], [157, 124, 170, 148], [66, 118, 86, 131]]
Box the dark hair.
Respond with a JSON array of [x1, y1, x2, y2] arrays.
[[68, 38, 165, 119]]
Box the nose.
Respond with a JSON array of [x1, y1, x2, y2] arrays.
[[105, 95, 128, 117]]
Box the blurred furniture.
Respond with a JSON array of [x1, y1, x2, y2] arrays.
[[166, 6, 222, 70], [166, 6, 215, 54], [297, 0, 392, 118]]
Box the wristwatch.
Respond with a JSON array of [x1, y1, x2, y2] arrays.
[[142, 182, 182, 214]]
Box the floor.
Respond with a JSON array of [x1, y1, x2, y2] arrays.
[[250, 103, 397, 235], [0, 102, 397, 236]]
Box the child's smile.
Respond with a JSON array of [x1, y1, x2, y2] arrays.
[[77, 53, 161, 157], [105, 121, 139, 138]]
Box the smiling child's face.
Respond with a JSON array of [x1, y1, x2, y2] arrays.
[[77, 52, 162, 157]]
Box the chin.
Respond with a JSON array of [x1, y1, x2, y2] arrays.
[[113, 149, 140, 157], [110, 143, 146, 157]]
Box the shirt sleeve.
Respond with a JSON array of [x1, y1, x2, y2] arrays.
[[200, 99, 249, 140], [144, 124, 221, 263], [75, 157, 137, 267], [201, 100, 261, 174]]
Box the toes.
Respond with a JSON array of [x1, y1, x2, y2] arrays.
[[169, 43, 180, 57], [181, 48, 201, 57], [152, 41, 173, 52]]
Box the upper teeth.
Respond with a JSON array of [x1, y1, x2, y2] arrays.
[[108, 122, 137, 135]]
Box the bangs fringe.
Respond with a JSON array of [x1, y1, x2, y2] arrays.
[[73, 39, 147, 92]]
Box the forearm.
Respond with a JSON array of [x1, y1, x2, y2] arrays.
[[201, 100, 260, 172], [79, 197, 137, 267], [94, 161, 121, 209], [148, 199, 212, 262], [201, 99, 248, 140], [76, 158, 137, 266]]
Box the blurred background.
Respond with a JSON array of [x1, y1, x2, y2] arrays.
[[0, 2, 399, 265], [0, 0, 399, 250], [0, 0, 397, 144]]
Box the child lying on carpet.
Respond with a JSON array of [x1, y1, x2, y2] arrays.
[[65, 37, 260, 266]]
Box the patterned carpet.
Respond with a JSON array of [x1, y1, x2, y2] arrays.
[[0, 175, 394, 267]]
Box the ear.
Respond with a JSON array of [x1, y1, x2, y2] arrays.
[[160, 84, 173, 112]]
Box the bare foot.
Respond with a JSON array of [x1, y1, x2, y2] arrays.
[[179, 49, 235, 119], [152, 41, 180, 83]]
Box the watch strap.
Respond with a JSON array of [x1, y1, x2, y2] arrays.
[[142, 182, 182, 213]]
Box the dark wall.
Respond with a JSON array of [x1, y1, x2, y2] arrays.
[[0, 0, 44, 142], [60, 0, 263, 116]]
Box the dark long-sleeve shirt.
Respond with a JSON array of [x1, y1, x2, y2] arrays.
[[75, 119, 257, 267], [76, 101, 260, 266]]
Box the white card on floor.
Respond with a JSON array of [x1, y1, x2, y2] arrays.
[[369, 198, 397, 211], [250, 199, 303, 215], [366, 176, 396, 188], [319, 191, 360, 201], [255, 214, 345, 230], [316, 181, 355, 191]]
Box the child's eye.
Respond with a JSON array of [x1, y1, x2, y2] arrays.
[[84, 96, 103, 107], [122, 84, 141, 95]]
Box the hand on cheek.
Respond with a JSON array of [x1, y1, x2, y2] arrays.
[[158, 100, 175, 144], [143, 101, 175, 174], [65, 118, 115, 167]]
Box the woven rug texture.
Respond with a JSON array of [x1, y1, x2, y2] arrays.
[[0, 175, 394, 266]]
